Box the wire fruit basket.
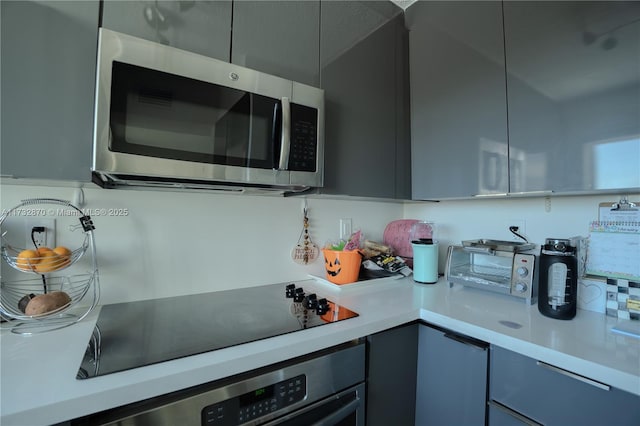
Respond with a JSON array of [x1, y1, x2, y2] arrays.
[[1, 198, 100, 334]]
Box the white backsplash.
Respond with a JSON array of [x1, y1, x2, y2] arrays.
[[403, 194, 630, 272], [1, 182, 633, 305], [0, 182, 403, 304]]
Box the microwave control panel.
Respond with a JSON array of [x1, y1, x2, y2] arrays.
[[289, 104, 318, 172]]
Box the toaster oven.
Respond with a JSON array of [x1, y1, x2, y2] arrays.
[[445, 240, 539, 304]]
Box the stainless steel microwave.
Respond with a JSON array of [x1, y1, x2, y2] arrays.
[[92, 28, 324, 193]]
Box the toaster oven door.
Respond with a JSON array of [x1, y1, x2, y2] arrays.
[[445, 246, 514, 294]]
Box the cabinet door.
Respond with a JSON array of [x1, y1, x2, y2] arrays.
[[407, 1, 508, 200], [490, 345, 640, 425], [1, 1, 99, 181], [101, 0, 231, 61], [416, 324, 489, 426], [366, 323, 418, 426], [504, 1, 640, 193], [231, 1, 320, 87], [320, 2, 410, 199]]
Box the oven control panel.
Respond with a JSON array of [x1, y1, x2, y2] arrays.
[[201, 374, 306, 425]]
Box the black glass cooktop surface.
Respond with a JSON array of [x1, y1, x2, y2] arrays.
[[77, 282, 358, 379]]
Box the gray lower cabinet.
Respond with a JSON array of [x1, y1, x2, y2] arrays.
[[406, 1, 508, 200], [503, 1, 640, 193], [101, 0, 231, 61], [1, 0, 100, 181], [231, 1, 320, 87], [416, 324, 489, 426], [490, 345, 640, 425], [366, 323, 418, 426], [319, 1, 410, 199]]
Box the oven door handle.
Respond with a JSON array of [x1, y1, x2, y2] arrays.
[[310, 396, 361, 426]]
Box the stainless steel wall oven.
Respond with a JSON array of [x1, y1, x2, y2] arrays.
[[72, 340, 365, 426]]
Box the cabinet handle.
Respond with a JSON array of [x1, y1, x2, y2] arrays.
[[508, 190, 554, 196], [473, 191, 555, 198], [488, 400, 543, 426], [536, 361, 610, 391], [443, 332, 488, 350], [473, 193, 508, 198]]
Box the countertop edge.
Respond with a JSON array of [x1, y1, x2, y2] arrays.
[[1, 278, 639, 425]]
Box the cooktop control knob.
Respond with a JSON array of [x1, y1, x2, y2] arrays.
[[516, 267, 529, 277], [285, 284, 296, 298], [305, 293, 318, 310], [293, 287, 305, 303], [316, 298, 330, 315], [515, 282, 528, 293]]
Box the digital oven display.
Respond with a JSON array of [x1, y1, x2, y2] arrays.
[[239, 385, 275, 406]]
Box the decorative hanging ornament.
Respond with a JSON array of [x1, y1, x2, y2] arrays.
[[291, 202, 319, 265]]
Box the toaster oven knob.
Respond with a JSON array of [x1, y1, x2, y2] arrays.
[[516, 266, 529, 277], [515, 282, 528, 293]]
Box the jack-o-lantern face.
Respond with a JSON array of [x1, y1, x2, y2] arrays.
[[325, 254, 342, 277]]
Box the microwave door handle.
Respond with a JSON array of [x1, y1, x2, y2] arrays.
[[271, 101, 281, 169], [277, 97, 291, 171]]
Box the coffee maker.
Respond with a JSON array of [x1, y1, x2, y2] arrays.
[[538, 238, 583, 320]]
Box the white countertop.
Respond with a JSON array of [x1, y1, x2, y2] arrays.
[[1, 277, 639, 426]]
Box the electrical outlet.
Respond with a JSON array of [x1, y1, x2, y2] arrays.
[[508, 220, 526, 241], [339, 218, 352, 240], [24, 218, 56, 250]]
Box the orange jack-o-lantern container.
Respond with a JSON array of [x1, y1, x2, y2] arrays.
[[322, 249, 362, 285]]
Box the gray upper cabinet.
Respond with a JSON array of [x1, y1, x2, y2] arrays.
[[231, 1, 320, 87], [319, 1, 411, 199], [504, 1, 640, 193], [1, 0, 100, 181], [408, 0, 640, 200], [407, 1, 509, 200], [101, 0, 232, 61]]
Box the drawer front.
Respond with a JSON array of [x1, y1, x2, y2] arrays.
[[490, 346, 640, 425]]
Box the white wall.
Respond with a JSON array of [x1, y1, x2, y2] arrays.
[[403, 194, 634, 272], [2, 182, 635, 306], [0, 182, 403, 304]]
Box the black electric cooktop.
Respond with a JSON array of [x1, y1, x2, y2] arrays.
[[77, 282, 358, 379]]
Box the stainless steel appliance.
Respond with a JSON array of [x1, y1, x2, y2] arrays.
[[77, 282, 358, 379], [92, 28, 324, 193], [538, 238, 581, 320], [73, 341, 365, 426], [445, 239, 538, 304]]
